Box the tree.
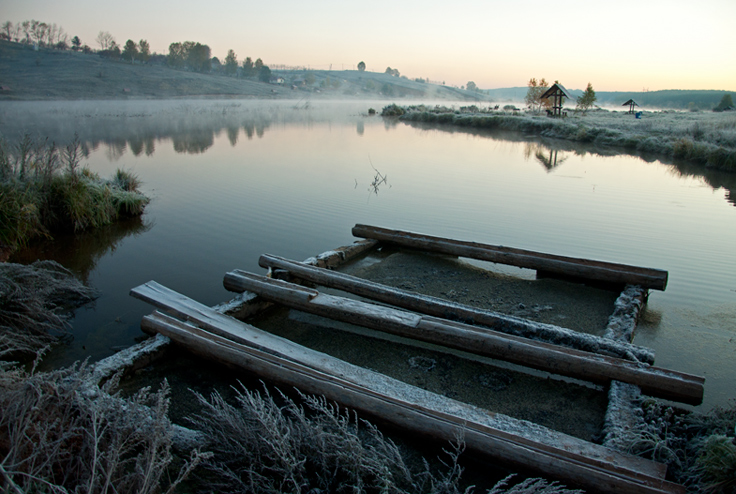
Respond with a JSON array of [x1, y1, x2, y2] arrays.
[[71, 35, 81, 51], [168, 42, 185, 67], [466, 81, 478, 92], [224, 49, 238, 76], [524, 77, 550, 112], [122, 39, 138, 63], [385, 67, 400, 77], [714, 94, 734, 112], [258, 65, 271, 83], [357, 61, 366, 72], [137, 39, 150, 63], [576, 82, 597, 114], [95, 31, 115, 51], [254, 58, 264, 71], [1, 21, 12, 41], [242, 57, 255, 77]]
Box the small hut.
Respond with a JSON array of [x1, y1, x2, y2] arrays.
[[541, 83, 572, 117], [622, 99, 639, 114]]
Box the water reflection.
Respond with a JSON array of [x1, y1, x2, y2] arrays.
[[524, 142, 568, 171], [9, 215, 152, 284]]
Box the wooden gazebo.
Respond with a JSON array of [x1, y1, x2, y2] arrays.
[[541, 83, 572, 117], [622, 99, 639, 114]]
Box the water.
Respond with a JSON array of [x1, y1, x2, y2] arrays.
[[4, 99, 735, 411]]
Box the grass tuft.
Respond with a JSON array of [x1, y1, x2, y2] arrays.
[[0, 134, 149, 256]]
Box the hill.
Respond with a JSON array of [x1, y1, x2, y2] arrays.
[[0, 41, 487, 102]]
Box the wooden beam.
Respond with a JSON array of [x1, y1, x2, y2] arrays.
[[351, 225, 668, 291], [259, 254, 654, 364], [131, 281, 685, 493], [223, 271, 704, 405]]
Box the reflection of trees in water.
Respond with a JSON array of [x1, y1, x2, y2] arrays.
[[105, 139, 127, 161], [10, 216, 152, 285], [172, 129, 215, 154], [227, 126, 239, 146], [357, 121, 365, 136], [670, 160, 736, 208]]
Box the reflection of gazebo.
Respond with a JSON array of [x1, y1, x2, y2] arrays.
[[541, 83, 572, 117], [622, 99, 639, 114]]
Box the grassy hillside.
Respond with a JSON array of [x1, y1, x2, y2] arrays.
[[0, 41, 486, 101]]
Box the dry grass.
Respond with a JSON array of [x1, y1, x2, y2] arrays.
[[0, 361, 207, 493], [0, 260, 97, 358], [188, 382, 583, 494]]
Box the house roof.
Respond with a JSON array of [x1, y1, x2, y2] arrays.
[[541, 83, 572, 100], [622, 99, 639, 106]]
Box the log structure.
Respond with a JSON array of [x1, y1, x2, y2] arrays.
[[223, 270, 703, 405], [131, 280, 686, 494], [352, 224, 668, 290], [259, 253, 654, 363]]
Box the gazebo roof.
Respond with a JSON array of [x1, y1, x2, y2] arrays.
[[622, 99, 639, 106], [541, 83, 572, 100]]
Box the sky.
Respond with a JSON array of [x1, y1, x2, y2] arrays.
[[2, 0, 735, 91]]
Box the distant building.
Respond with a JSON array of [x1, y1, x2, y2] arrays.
[[622, 99, 639, 114], [270, 76, 285, 85]]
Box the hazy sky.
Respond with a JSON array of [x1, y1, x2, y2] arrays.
[[3, 0, 735, 91]]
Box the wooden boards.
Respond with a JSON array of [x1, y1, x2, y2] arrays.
[[223, 270, 704, 405], [259, 253, 655, 364], [352, 224, 669, 291], [131, 280, 685, 494]]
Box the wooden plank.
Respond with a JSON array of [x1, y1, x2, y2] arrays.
[[224, 271, 704, 405], [258, 254, 655, 364], [351, 224, 668, 291], [131, 282, 685, 493]]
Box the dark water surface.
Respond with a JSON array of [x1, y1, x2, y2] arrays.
[[4, 100, 735, 411]]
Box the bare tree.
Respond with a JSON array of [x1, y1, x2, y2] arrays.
[[95, 30, 116, 51]]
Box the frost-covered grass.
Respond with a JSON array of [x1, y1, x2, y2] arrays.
[[622, 399, 736, 493], [0, 260, 97, 358], [188, 382, 583, 494], [0, 362, 206, 494], [0, 134, 149, 257], [390, 105, 736, 172]]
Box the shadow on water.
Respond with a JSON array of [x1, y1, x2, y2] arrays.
[[9, 215, 152, 284]]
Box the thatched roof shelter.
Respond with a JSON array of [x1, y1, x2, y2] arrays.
[[541, 83, 572, 117], [622, 99, 639, 114]]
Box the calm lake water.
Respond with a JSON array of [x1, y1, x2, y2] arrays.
[[3, 99, 735, 411]]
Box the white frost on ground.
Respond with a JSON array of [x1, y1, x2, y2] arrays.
[[90, 333, 171, 384]]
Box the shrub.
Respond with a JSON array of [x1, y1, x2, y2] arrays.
[[381, 104, 405, 117]]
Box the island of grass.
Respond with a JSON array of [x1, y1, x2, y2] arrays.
[[1, 134, 149, 261], [382, 104, 736, 172]]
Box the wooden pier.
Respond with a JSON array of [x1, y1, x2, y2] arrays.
[[129, 224, 695, 493]]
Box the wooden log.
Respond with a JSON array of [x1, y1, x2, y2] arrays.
[[259, 254, 654, 364], [131, 282, 684, 493], [224, 271, 704, 405], [351, 224, 668, 291]]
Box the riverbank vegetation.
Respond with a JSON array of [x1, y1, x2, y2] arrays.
[[0, 260, 97, 358], [0, 134, 149, 258], [385, 105, 736, 172]]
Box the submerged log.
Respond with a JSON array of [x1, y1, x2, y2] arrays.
[[351, 224, 669, 291], [259, 254, 654, 364], [224, 271, 704, 405], [131, 281, 684, 494]]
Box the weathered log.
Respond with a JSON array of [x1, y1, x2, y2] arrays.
[[131, 281, 684, 493], [258, 254, 654, 364], [224, 271, 704, 405], [351, 224, 668, 291]]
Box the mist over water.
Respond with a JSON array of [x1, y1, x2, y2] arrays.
[[4, 99, 735, 410]]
